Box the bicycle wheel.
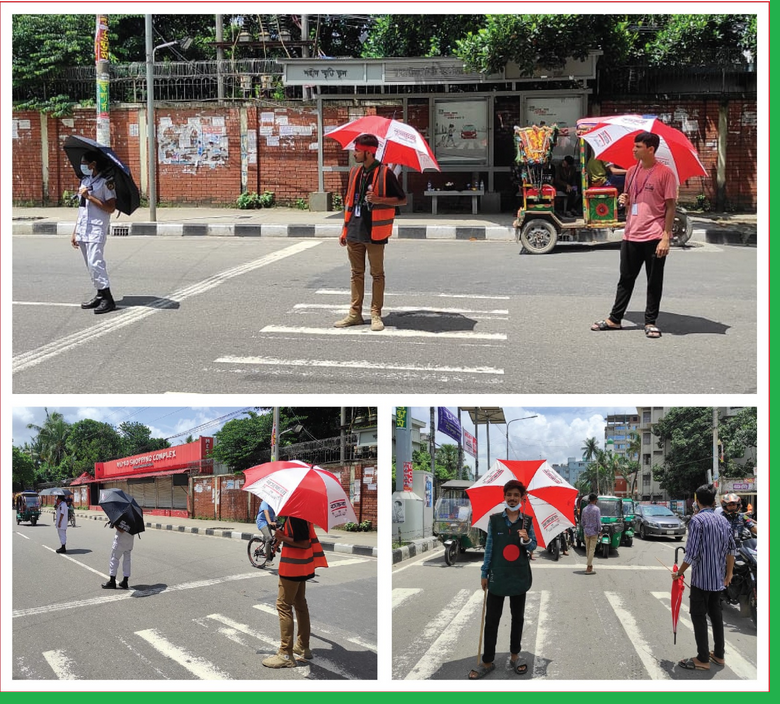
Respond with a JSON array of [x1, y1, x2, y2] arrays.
[[247, 537, 269, 568]]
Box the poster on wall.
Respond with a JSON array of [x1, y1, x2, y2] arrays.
[[523, 96, 584, 161], [434, 99, 488, 164]]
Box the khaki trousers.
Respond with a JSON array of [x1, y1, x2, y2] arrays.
[[584, 534, 599, 567], [277, 577, 310, 657], [346, 241, 385, 317]]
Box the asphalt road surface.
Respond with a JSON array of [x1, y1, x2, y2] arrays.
[[13, 235, 757, 393], [392, 535, 758, 681], [12, 512, 377, 680]]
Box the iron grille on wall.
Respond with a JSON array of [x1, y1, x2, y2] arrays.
[[249, 433, 374, 466]]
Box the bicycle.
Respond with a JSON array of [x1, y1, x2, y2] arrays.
[[247, 527, 277, 569], [68, 506, 76, 528]]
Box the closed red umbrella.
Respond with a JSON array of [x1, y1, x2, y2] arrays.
[[326, 115, 440, 172], [466, 459, 577, 548], [242, 460, 357, 532], [671, 546, 687, 644]]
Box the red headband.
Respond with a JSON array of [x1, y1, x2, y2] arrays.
[[354, 144, 378, 154]]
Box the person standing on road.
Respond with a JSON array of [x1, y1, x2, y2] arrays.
[[591, 131, 677, 339], [101, 519, 134, 590], [335, 133, 407, 333], [674, 484, 736, 671], [582, 493, 601, 574], [255, 500, 278, 562], [71, 150, 118, 314], [54, 494, 69, 553], [468, 480, 537, 679], [262, 516, 328, 669]]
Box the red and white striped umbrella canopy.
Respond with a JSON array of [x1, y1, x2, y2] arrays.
[[466, 459, 578, 548], [578, 114, 707, 185], [326, 115, 440, 172], [243, 460, 357, 532]]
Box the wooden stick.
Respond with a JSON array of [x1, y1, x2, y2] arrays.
[[476, 587, 487, 666]]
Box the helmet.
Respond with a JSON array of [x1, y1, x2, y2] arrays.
[[721, 493, 741, 513]]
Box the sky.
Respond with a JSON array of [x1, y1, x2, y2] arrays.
[[410, 406, 638, 471], [11, 406, 263, 448]]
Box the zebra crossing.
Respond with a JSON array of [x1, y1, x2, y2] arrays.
[[392, 586, 758, 681], [18, 603, 375, 680], [212, 288, 511, 387]]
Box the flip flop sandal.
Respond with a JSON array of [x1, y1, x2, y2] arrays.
[[512, 660, 529, 675], [709, 652, 726, 666], [679, 658, 709, 671], [468, 662, 496, 679], [644, 325, 662, 338], [591, 319, 622, 331]]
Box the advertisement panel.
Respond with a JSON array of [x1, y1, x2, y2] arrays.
[[463, 429, 477, 457], [437, 407, 461, 444], [403, 461, 414, 492], [96, 438, 212, 479]]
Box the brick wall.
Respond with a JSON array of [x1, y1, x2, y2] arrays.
[[13, 97, 757, 210], [599, 98, 757, 210]]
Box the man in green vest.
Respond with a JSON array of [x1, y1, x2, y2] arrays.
[[468, 479, 537, 679]]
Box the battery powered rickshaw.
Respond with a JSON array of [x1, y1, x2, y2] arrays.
[[575, 495, 625, 559], [15, 491, 41, 526], [512, 121, 693, 254], [433, 480, 486, 566]]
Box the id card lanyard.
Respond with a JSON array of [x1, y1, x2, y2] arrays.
[[629, 164, 656, 216]]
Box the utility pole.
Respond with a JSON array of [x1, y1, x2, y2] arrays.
[[457, 408, 463, 481], [710, 407, 719, 486], [215, 15, 224, 100], [301, 14, 310, 101], [395, 408, 412, 492], [145, 15, 157, 222], [340, 407, 347, 463], [429, 407, 435, 477], [95, 15, 110, 145], [271, 407, 280, 461]]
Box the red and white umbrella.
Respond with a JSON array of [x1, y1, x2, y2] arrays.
[[326, 115, 440, 172], [466, 459, 578, 548], [242, 460, 357, 532], [578, 114, 707, 185]]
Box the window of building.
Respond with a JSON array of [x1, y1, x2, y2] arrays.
[[643, 432, 651, 444], [642, 411, 651, 423], [643, 454, 651, 466], [643, 474, 651, 485]]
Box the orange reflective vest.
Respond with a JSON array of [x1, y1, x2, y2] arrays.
[[341, 164, 396, 241], [278, 519, 329, 580]]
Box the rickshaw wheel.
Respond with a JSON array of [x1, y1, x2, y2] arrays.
[[601, 542, 610, 559], [671, 210, 693, 246], [520, 219, 558, 255], [31, 517, 37, 526], [444, 541, 459, 566], [16, 518, 20, 525]]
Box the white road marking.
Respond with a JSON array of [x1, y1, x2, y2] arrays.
[[604, 591, 669, 680], [42, 650, 80, 680], [13, 240, 322, 373], [392, 547, 445, 573], [455, 561, 669, 570], [397, 588, 477, 680], [42, 544, 110, 578], [392, 587, 423, 610], [116, 635, 171, 679], [532, 589, 551, 678], [135, 628, 230, 679], [215, 355, 504, 376], [259, 325, 506, 341], [294, 303, 509, 316], [13, 571, 272, 618], [15, 532, 30, 539], [315, 289, 511, 300], [13, 301, 83, 307], [651, 592, 757, 680]]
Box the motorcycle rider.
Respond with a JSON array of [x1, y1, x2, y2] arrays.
[[718, 493, 757, 537]]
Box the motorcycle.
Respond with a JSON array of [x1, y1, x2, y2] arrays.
[[721, 528, 757, 625]]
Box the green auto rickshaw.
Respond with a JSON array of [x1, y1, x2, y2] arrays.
[[575, 495, 625, 559], [15, 491, 41, 526], [621, 498, 636, 547]]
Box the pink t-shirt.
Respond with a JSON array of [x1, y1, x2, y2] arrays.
[[623, 161, 677, 242]]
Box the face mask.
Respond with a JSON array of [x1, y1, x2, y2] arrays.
[[81, 164, 92, 176]]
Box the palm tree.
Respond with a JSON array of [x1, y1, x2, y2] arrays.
[[625, 431, 641, 497], [27, 409, 71, 469], [581, 437, 599, 462]]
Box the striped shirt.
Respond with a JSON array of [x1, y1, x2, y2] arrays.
[[481, 511, 538, 579], [685, 508, 737, 591], [581, 503, 602, 537]]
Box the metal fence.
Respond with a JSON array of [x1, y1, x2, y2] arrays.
[[249, 433, 375, 466]]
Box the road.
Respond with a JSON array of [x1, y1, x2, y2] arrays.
[[12, 235, 757, 394], [392, 535, 758, 681], [11, 512, 377, 680]]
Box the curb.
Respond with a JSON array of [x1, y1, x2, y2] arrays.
[[703, 229, 757, 246], [43, 510, 377, 558], [392, 536, 441, 564]]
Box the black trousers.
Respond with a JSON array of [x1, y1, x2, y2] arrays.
[[483, 591, 527, 663], [608, 238, 666, 327], [689, 585, 725, 663]]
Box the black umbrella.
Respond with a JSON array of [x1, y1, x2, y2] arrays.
[[98, 488, 145, 535], [39, 487, 73, 497], [62, 135, 140, 216]]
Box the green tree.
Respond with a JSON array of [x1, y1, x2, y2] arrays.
[[362, 15, 485, 58], [625, 431, 642, 496], [65, 419, 125, 477], [210, 409, 275, 472], [581, 437, 599, 462], [651, 407, 713, 497], [12, 446, 37, 491], [118, 421, 171, 456], [26, 409, 71, 470], [718, 407, 757, 478]]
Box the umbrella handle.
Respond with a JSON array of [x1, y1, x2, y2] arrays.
[[477, 587, 487, 666]]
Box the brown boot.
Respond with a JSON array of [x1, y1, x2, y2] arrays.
[[334, 313, 364, 328]]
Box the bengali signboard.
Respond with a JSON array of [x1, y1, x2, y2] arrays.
[[463, 429, 477, 457], [437, 407, 461, 444]]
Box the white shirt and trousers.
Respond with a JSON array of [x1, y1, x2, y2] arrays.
[[74, 174, 112, 290], [109, 529, 135, 578], [55, 501, 68, 548]]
